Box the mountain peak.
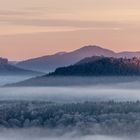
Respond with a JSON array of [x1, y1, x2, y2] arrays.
[[73, 45, 115, 56], [76, 45, 114, 52], [80, 45, 103, 49], [75, 45, 103, 52], [54, 52, 67, 55]]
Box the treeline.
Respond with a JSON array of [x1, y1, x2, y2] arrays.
[[0, 101, 140, 135], [50, 57, 140, 76]]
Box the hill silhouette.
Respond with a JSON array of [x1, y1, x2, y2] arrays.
[[50, 56, 140, 76], [0, 57, 43, 76]]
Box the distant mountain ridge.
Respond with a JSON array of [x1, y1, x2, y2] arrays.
[[16, 45, 116, 72], [117, 51, 140, 58], [0, 57, 43, 76], [16, 45, 140, 72]]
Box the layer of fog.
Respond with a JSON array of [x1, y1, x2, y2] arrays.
[[1, 86, 140, 102], [0, 128, 136, 140], [1, 76, 140, 102]]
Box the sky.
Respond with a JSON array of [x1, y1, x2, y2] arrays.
[[0, 0, 140, 60]]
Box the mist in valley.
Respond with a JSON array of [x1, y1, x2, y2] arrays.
[[1, 76, 140, 102], [0, 128, 136, 140], [1, 86, 140, 102], [0, 76, 140, 140]]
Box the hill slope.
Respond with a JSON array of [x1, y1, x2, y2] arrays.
[[0, 57, 43, 76], [50, 57, 140, 76]]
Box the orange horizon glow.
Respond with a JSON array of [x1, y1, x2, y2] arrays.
[[0, 0, 140, 60]]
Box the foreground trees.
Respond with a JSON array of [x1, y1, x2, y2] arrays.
[[0, 101, 140, 135]]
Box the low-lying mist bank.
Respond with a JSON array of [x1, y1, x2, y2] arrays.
[[6, 76, 140, 87], [0, 101, 140, 137], [0, 128, 136, 140], [1, 86, 140, 102]]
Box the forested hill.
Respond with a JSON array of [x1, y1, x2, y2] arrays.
[[49, 56, 140, 76]]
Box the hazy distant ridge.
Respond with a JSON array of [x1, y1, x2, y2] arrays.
[[16, 45, 116, 72], [0, 57, 43, 76], [16, 45, 140, 72]]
